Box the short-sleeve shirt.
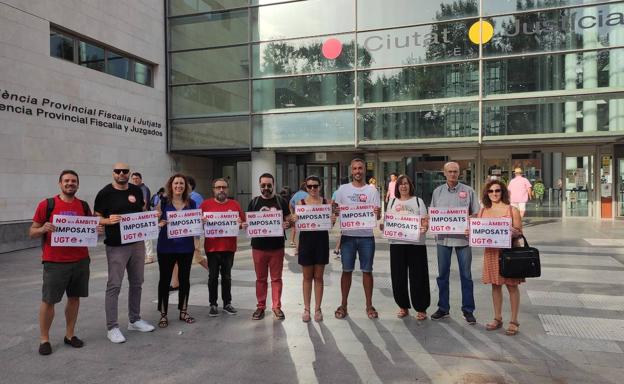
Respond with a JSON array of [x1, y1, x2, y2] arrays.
[[201, 198, 245, 253], [156, 199, 197, 254], [387, 197, 427, 245], [94, 183, 144, 246], [431, 182, 480, 247], [508, 176, 532, 203], [334, 183, 380, 237], [386, 180, 397, 200], [190, 191, 204, 207], [247, 195, 289, 250], [289, 190, 308, 211], [32, 195, 91, 262]]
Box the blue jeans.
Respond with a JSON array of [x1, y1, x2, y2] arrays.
[[340, 236, 375, 272], [436, 244, 475, 314]]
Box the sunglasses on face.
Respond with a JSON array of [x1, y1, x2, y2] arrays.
[[306, 184, 320, 189], [260, 183, 273, 188], [488, 189, 502, 193], [113, 169, 130, 175]]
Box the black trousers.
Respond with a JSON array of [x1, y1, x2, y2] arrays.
[[157, 252, 193, 313], [207, 251, 234, 306], [389, 244, 430, 312]]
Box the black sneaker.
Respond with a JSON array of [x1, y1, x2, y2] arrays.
[[208, 305, 219, 317], [38, 341, 52, 355], [462, 311, 477, 325], [252, 308, 265, 320], [223, 304, 237, 315], [63, 336, 84, 348], [431, 309, 450, 321], [273, 308, 286, 320]]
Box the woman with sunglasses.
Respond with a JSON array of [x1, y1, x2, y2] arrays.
[[479, 180, 524, 336], [155, 174, 197, 327], [292, 176, 335, 322], [383, 175, 430, 320]]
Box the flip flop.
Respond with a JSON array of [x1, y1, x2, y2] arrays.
[[334, 305, 348, 319], [366, 306, 379, 320]]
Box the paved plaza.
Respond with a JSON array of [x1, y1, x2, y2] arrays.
[[1, 218, 623, 384]]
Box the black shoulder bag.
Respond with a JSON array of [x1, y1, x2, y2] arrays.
[[499, 235, 541, 278]]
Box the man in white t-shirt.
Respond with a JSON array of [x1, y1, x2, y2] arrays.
[[333, 158, 381, 320]]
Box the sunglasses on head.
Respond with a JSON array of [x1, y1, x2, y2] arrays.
[[306, 184, 320, 189], [113, 169, 130, 175], [488, 189, 502, 193], [260, 183, 273, 188]]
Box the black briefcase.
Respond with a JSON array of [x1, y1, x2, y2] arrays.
[[499, 235, 541, 278]]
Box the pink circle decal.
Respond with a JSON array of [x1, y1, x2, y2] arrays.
[[322, 38, 342, 60]]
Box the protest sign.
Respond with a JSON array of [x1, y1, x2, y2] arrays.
[[51, 215, 99, 247], [428, 207, 468, 234], [120, 211, 159, 244], [204, 211, 240, 237], [382, 213, 421, 242], [246, 211, 283, 238], [339, 204, 377, 230], [469, 217, 512, 248], [295, 204, 332, 231], [167, 209, 203, 239]]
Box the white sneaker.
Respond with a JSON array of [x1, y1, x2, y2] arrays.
[[107, 327, 126, 343], [128, 319, 155, 332]]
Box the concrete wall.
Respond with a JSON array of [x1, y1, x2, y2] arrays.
[[0, 1, 212, 252]]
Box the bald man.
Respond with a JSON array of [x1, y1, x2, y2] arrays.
[[94, 162, 155, 343]]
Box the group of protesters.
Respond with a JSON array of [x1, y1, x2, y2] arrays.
[[31, 158, 526, 355]]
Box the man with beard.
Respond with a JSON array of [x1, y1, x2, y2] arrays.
[[94, 162, 155, 344], [243, 173, 291, 320], [200, 178, 245, 317], [333, 158, 381, 320], [30, 170, 96, 355]]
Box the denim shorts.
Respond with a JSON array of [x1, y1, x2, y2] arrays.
[[340, 236, 375, 272]]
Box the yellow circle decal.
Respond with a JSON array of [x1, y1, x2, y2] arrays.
[[468, 20, 494, 45]]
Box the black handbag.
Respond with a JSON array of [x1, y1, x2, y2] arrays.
[[499, 235, 541, 278]]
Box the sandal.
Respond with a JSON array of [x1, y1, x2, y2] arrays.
[[416, 312, 427, 321], [334, 305, 348, 319], [302, 308, 311, 323], [314, 309, 323, 322], [366, 306, 379, 320], [396, 308, 409, 318], [179, 310, 195, 324], [486, 318, 503, 331], [158, 312, 168, 328], [505, 321, 520, 336]]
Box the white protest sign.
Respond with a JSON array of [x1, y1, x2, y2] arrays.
[[166, 209, 203, 239], [382, 213, 421, 242], [246, 211, 283, 238], [339, 204, 377, 230], [51, 215, 100, 247], [295, 204, 332, 231], [204, 211, 240, 237], [120, 211, 159, 244], [469, 217, 512, 248], [428, 207, 469, 234]]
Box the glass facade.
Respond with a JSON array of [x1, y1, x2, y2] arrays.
[[167, 0, 624, 151]]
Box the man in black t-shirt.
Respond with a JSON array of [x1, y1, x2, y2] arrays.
[[94, 162, 155, 344], [243, 173, 291, 321]]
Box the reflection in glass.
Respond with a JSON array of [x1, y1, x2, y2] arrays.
[[357, 19, 479, 69], [359, 103, 478, 141], [171, 117, 250, 149], [172, 46, 248, 84], [253, 72, 354, 111], [78, 42, 105, 72], [360, 61, 478, 103], [50, 31, 74, 61], [135, 61, 152, 86], [358, 0, 478, 30], [484, 48, 617, 94], [252, 110, 354, 148], [252, 0, 354, 41], [484, 4, 620, 56], [169, 0, 248, 16], [170, 9, 248, 50], [171, 81, 249, 118], [106, 51, 131, 80], [253, 35, 355, 77], [484, 95, 624, 136], [484, 0, 619, 16]]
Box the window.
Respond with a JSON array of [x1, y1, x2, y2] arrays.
[[49, 27, 154, 87]]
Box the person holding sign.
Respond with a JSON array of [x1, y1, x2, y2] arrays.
[[94, 162, 155, 344], [430, 162, 480, 325], [200, 178, 244, 317], [292, 175, 335, 322], [30, 170, 98, 355], [478, 180, 524, 336], [243, 173, 291, 321], [382, 175, 430, 320], [154, 174, 198, 328], [333, 158, 381, 320]]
